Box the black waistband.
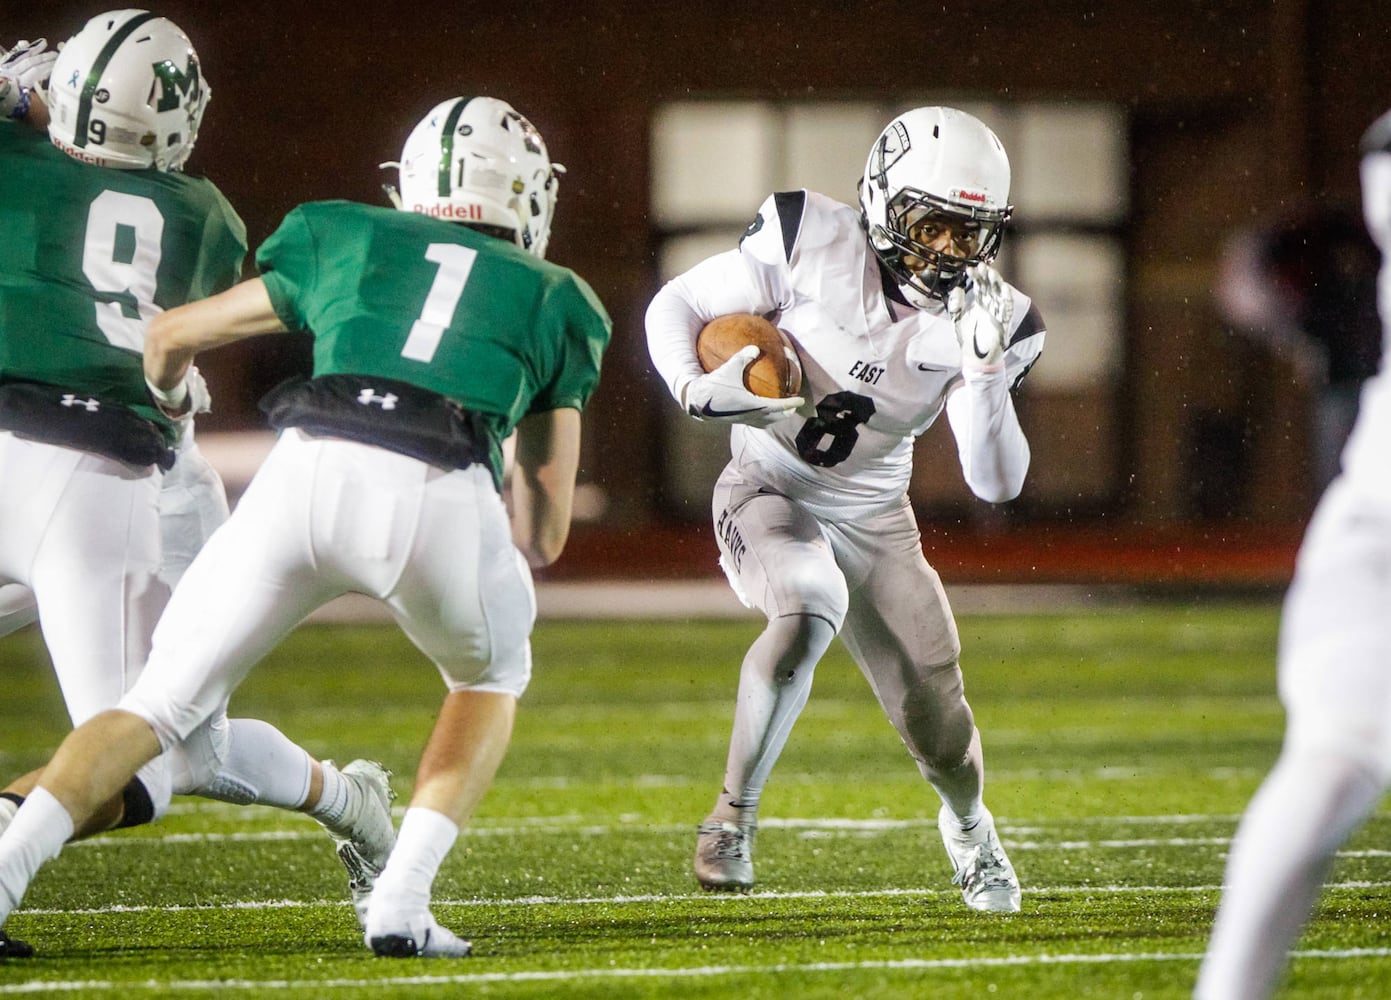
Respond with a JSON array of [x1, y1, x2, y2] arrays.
[[258, 374, 492, 479], [0, 380, 174, 470]]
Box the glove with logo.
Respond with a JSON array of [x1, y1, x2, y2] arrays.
[[947, 264, 1013, 375], [682, 345, 804, 429], [0, 39, 56, 120]]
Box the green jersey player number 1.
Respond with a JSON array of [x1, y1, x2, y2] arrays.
[[254, 197, 609, 489]]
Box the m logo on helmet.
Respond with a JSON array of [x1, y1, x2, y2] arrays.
[[151, 57, 201, 112]]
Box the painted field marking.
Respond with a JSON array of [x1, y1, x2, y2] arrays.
[[14, 879, 1391, 918], [0, 947, 1388, 993]]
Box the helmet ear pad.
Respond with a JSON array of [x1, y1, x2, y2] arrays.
[[393, 96, 561, 259], [858, 107, 1012, 302], [46, 10, 209, 171]]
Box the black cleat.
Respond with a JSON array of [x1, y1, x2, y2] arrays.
[[367, 914, 472, 958], [369, 934, 420, 958], [0, 931, 34, 958]]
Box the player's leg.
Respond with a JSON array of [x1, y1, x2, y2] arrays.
[[0, 442, 169, 833], [0, 438, 214, 834], [27, 449, 166, 727], [153, 432, 230, 591], [363, 460, 530, 957], [834, 501, 1019, 912], [692, 469, 846, 891], [166, 713, 396, 921], [155, 433, 398, 901], [366, 688, 513, 958], [0, 435, 341, 943], [1, 436, 390, 869], [1197, 482, 1391, 999]]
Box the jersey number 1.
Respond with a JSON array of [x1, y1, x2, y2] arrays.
[[400, 243, 478, 363]]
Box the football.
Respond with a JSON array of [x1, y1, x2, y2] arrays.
[[696, 314, 803, 399]]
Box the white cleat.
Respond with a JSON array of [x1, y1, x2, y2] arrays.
[[321, 759, 396, 927], [367, 912, 472, 958], [694, 818, 755, 892], [937, 804, 1021, 913]]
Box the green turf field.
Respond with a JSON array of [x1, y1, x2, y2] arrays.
[[1, 599, 1388, 997]]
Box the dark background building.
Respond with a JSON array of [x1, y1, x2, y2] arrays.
[[21, 1, 1391, 584]]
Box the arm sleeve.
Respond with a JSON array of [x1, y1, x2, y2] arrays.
[[945, 368, 1031, 503], [944, 297, 1046, 503]]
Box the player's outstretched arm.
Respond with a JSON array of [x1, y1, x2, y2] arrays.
[[510, 407, 582, 568], [146, 278, 289, 412]]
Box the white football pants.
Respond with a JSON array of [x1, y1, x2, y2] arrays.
[[121, 428, 536, 752], [711, 463, 982, 814]]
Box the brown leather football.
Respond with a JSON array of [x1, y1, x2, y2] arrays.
[[696, 314, 803, 399]]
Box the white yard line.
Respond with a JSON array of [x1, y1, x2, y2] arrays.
[[0, 947, 1387, 993], [14, 879, 1391, 918]]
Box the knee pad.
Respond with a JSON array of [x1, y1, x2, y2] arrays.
[[191, 773, 258, 806], [166, 717, 232, 796], [772, 563, 848, 629]]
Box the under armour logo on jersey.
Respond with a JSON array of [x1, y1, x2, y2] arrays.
[[357, 388, 399, 410], [60, 395, 100, 412]]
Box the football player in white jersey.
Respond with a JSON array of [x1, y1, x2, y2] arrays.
[[1195, 111, 1391, 999], [646, 106, 1044, 911]]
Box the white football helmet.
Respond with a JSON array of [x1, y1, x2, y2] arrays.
[[386, 96, 563, 259], [859, 107, 1012, 304], [46, 9, 208, 171]]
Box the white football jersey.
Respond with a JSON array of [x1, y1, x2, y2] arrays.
[[648, 190, 1046, 519]]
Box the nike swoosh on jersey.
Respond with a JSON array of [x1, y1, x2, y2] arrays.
[[916, 363, 952, 372], [691, 401, 762, 418]]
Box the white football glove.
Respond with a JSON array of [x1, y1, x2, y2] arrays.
[[947, 264, 1013, 374], [683, 345, 804, 429], [0, 39, 56, 121]]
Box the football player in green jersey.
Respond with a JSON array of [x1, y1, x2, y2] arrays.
[[0, 13, 397, 957], [0, 94, 612, 959]]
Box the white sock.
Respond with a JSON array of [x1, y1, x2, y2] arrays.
[[308, 761, 352, 829], [368, 807, 458, 930], [218, 719, 315, 810], [0, 788, 73, 923]]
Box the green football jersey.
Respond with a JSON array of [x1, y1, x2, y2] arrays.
[[0, 123, 246, 440], [256, 200, 612, 482]]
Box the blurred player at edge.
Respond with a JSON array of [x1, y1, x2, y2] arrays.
[[0, 14, 394, 957], [0, 93, 610, 959], [1195, 110, 1391, 998], [646, 107, 1044, 911]]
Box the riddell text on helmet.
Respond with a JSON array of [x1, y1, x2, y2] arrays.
[[411, 203, 484, 220], [50, 139, 108, 166]]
